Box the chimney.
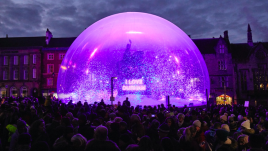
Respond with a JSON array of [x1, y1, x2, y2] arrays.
[[247, 24, 253, 47], [6, 34, 8, 38], [224, 30, 229, 40], [46, 28, 53, 45]]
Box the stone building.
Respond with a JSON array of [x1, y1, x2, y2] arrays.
[[41, 29, 75, 97], [193, 31, 235, 105], [0, 25, 266, 106], [0, 37, 43, 97], [231, 25, 268, 105]]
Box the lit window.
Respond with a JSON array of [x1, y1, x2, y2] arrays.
[[47, 53, 54, 60], [3, 71, 8, 80], [220, 45, 224, 53], [24, 55, 28, 64], [47, 78, 53, 86], [4, 56, 8, 65], [14, 56, 18, 65], [33, 54, 37, 64], [47, 64, 54, 73], [59, 54, 65, 60], [24, 70, 28, 80], [13, 70, 18, 80], [33, 69, 36, 79]]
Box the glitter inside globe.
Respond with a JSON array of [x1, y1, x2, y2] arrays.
[[57, 12, 210, 107]]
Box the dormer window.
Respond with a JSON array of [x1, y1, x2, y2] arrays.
[[220, 45, 224, 53]]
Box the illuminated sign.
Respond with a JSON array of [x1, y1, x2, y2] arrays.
[[122, 79, 146, 91]]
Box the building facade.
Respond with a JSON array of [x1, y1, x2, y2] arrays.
[[0, 46, 42, 97], [0, 25, 267, 105]]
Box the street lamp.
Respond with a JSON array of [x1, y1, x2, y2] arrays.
[[110, 77, 117, 105]]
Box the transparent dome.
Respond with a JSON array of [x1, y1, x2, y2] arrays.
[[57, 12, 210, 107]]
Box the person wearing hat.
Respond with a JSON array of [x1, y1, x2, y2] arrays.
[[240, 120, 255, 135], [158, 123, 170, 140], [213, 129, 238, 151], [220, 115, 227, 124], [177, 113, 188, 129], [9, 119, 28, 151]]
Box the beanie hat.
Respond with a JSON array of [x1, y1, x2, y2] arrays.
[[238, 115, 243, 121], [221, 124, 230, 132], [220, 115, 227, 122], [71, 134, 87, 147], [228, 116, 234, 122], [193, 120, 201, 128], [177, 113, 185, 119], [216, 129, 229, 142], [158, 123, 170, 133], [241, 120, 251, 129]]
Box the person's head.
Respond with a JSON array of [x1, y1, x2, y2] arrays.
[[125, 144, 140, 151], [213, 122, 222, 129], [177, 128, 185, 138], [177, 113, 185, 123], [114, 117, 123, 123], [72, 118, 79, 127], [238, 115, 243, 121], [29, 119, 45, 135], [161, 137, 174, 151], [158, 123, 170, 139], [233, 132, 243, 141], [192, 120, 201, 131], [31, 108, 37, 115], [17, 119, 27, 134], [248, 134, 265, 149], [221, 124, 230, 132], [220, 115, 227, 123], [78, 114, 87, 125], [66, 112, 73, 120], [150, 119, 160, 129], [130, 114, 141, 124], [138, 136, 153, 151], [237, 134, 249, 146], [241, 120, 251, 130], [71, 134, 87, 149], [165, 117, 174, 127], [215, 129, 229, 142], [259, 116, 265, 124], [94, 125, 108, 141]]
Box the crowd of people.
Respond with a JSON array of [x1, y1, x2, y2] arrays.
[[0, 96, 268, 151]]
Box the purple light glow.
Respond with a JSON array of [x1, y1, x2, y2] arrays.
[[57, 12, 210, 107]]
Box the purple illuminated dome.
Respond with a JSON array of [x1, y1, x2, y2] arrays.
[[57, 12, 210, 107]]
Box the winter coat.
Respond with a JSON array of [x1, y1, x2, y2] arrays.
[[213, 137, 238, 151], [242, 128, 255, 135], [85, 139, 120, 151]]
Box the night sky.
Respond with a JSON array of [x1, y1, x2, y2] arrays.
[[0, 0, 267, 43]]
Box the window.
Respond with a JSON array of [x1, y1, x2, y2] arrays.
[[13, 70, 18, 80], [33, 54, 37, 64], [21, 87, 28, 97], [10, 87, 17, 97], [4, 56, 8, 65], [47, 64, 54, 73], [253, 69, 268, 90], [47, 53, 54, 60], [59, 54, 65, 60], [3, 71, 8, 80], [14, 56, 18, 65], [33, 69, 36, 78], [24, 55, 28, 64], [219, 76, 228, 87], [24, 70, 28, 80], [220, 45, 224, 53], [47, 78, 53, 86], [218, 60, 226, 70]]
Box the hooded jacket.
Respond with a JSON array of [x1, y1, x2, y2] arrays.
[[213, 137, 238, 151]]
